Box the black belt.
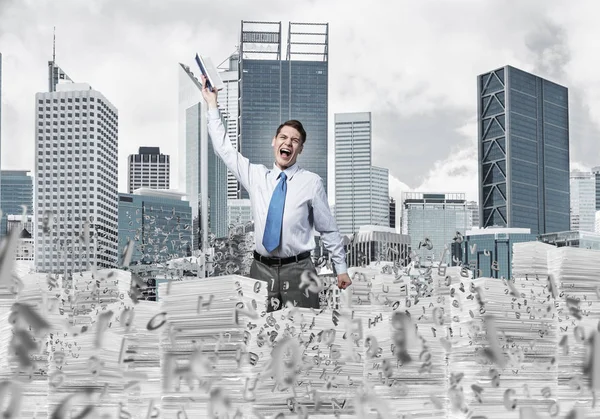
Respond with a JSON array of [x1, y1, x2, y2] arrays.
[[254, 250, 311, 267]]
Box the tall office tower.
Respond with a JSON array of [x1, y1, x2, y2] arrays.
[[402, 192, 469, 264], [570, 171, 596, 232], [178, 64, 228, 245], [389, 197, 397, 230], [592, 166, 600, 211], [334, 112, 389, 235], [35, 82, 118, 273], [0, 170, 33, 237], [371, 166, 390, 226], [239, 21, 328, 199], [218, 54, 241, 200], [477, 65, 570, 235], [127, 147, 170, 193], [466, 201, 480, 229], [118, 189, 192, 265]]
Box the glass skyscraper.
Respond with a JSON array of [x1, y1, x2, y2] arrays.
[[477, 65, 570, 235], [0, 170, 33, 237], [238, 21, 328, 199]]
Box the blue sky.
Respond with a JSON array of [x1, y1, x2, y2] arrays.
[[1, 0, 599, 206]]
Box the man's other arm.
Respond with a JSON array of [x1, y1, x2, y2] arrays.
[[311, 177, 348, 275]]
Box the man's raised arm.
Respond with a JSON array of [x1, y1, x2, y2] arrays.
[[201, 75, 252, 194]]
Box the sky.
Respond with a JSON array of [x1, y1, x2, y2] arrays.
[[1, 0, 600, 209]]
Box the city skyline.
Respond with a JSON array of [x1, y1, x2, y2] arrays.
[[3, 1, 600, 208]]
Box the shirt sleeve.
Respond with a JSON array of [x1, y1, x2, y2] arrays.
[[311, 176, 348, 275], [206, 108, 252, 194]]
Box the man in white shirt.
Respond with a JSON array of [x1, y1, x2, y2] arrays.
[[200, 76, 352, 312]]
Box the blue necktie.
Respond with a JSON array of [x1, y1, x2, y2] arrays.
[[263, 172, 287, 253]]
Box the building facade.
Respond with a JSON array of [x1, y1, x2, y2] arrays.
[[570, 171, 596, 232], [239, 21, 329, 199], [118, 189, 192, 265], [0, 170, 33, 237], [477, 65, 570, 235], [402, 192, 469, 264], [592, 166, 600, 211], [345, 225, 410, 268], [455, 227, 536, 280], [539, 230, 600, 251], [389, 197, 397, 230], [371, 166, 390, 228], [35, 83, 119, 273], [466, 200, 479, 229], [227, 198, 252, 228], [127, 147, 170, 193]]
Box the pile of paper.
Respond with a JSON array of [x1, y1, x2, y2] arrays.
[[158, 275, 267, 418], [549, 246, 600, 416], [46, 269, 135, 418]]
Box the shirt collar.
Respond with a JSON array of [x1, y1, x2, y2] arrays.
[[271, 162, 300, 180]]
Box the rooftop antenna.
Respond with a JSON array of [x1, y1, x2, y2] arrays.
[[52, 26, 56, 64]]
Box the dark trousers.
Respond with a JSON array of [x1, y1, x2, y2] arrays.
[[249, 257, 320, 312]]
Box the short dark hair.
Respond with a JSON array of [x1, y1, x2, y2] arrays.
[[276, 120, 306, 144]]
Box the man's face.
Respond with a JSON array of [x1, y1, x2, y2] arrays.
[[272, 126, 303, 169]]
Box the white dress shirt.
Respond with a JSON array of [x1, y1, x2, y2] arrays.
[[207, 108, 347, 275]]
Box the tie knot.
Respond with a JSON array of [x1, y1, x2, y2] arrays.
[[279, 172, 287, 181]]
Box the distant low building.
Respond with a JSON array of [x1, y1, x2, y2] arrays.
[[344, 225, 410, 269], [454, 227, 537, 280], [538, 230, 600, 250]]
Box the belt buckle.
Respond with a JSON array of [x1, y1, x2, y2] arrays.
[[273, 257, 284, 267]]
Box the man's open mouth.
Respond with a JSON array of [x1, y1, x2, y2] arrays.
[[280, 148, 291, 157]]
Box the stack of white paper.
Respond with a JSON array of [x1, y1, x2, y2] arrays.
[[158, 275, 267, 418], [549, 246, 600, 417]]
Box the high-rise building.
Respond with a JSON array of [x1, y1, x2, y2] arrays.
[[371, 166, 390, 227], [178, 65, 229, 245], [570, 171, 596, 232], [0, 170, 33, 237], [477, 65, 570, 235], [592, 166, 600, 211], [334, 112, 389, 235], [239, 21, 329, 199], [127, 147, 170, 193], [389, 197, 396, 230], [35, 82, 118, 273], [218, 54, 241, 201], [118, 189, 192, 265], [402, 192, 469, 264]]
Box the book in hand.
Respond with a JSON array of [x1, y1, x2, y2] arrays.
[[195, 53, 224, 91]]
